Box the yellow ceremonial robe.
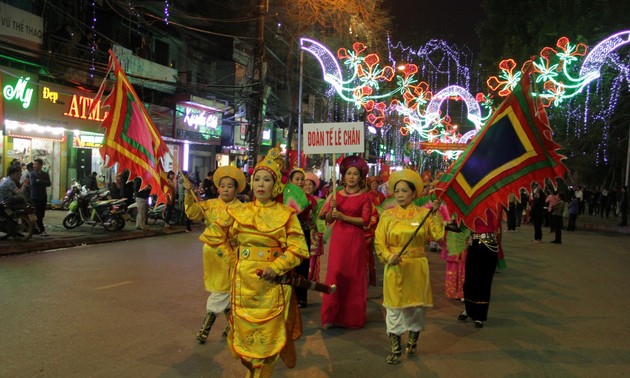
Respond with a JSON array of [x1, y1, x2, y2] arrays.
[[205, 200, 309, 362], [374, 204, 444, 309], [185, 195, 240, 292]]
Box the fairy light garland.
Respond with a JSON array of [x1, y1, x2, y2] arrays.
[[302, 32, 630, 165], [164, 1, 170, 25], [90, 0, 96, 78]]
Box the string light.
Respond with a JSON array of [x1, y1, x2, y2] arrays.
[[164, 1, 170, 25], [303, 32, 630, 165], [90, 0, 96, 78]]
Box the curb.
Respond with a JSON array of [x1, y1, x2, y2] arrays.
[[0, 227, 187, 257]]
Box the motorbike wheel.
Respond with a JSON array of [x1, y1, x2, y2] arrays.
[[63, 213, 83, 229], [61, 199, 71, 211], [13, 215, 34, 241], [104, 215, 125, 232]]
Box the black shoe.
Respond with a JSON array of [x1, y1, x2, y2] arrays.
[[550, 240, 561, 244], [474, 321, 484, 328], [458, 311, 468, 321]]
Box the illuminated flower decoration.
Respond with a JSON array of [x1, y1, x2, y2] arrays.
[[475, 92, 494, 108], [531, 46, 560, 84], [401, 81, 432, 111], [337, 42, 367, 61], [356, 53, 395, 89], [401, 63, 418, 78], [399, 127, 410, 136], [487, 59, 522, 97], [555, 36, 588, 65], [352, 85, 374, 103], [365, 101, 387, 128], [541, 81, 566, 107]]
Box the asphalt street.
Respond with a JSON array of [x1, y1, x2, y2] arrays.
[[1, 218, 630, 377]]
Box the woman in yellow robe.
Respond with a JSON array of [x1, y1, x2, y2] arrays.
[[374, 169, 444, 365], [205, 147, 309, 377], [185, 166, 247, 343]]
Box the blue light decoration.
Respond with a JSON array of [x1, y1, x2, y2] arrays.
[[164, 1, 170, 25], [90, 0, 96, 78]]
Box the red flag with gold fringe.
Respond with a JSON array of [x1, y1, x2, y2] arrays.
[[91, 50, 172, 205]]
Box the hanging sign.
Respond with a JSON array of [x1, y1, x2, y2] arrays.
[[303, 122, 364, 154]]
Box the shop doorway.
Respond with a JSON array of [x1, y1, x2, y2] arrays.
[[76, 148, 92, 182]]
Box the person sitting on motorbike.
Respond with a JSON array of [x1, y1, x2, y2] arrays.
[[0, 166, 24, 202]]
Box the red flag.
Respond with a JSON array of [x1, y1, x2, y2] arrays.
[[379, 162, 390, 183], [91, 50, 172, 205], [335, 154, 345, 165], [435, 70, 568, 229]]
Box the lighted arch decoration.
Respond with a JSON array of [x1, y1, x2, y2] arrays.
[[300, 38, 343, 92], [424, 85, 483, 131], [579, 30, 630, 84], [301, 31, 629, 158]]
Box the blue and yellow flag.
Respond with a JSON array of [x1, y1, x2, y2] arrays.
[[435, 70, 568, 229]]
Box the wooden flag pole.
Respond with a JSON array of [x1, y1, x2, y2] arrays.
[[396, 193, 444, 258], [332, 153, 337, 194]]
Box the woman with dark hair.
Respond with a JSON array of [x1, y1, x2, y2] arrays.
[[185, 166, 246, 343], [374, 169, 443, 364], [203, 148, 309, 377], [319, 155, 374, 329]]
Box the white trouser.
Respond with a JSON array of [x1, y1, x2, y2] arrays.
[[206, 292, 230, 314], [385, 307, 426, 335]]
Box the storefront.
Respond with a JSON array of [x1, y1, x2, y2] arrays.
[[175, 96, 226, 179], [36, 80, 109, 200], [1, 68, 66, 203]]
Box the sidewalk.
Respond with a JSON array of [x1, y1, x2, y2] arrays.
[[1, 209, 628, 257], [0, 209, 199, 257]]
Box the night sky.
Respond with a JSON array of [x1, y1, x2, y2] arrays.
[[384, 0, 485, 53]]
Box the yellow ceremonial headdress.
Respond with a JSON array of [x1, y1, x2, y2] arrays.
[[289, 167, 305, 180], [252, 146, 285, 199], [388, 169, 424, 198], [213, 166, 247, 194]]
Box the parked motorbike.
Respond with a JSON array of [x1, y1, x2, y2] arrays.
[[126, 197, 174, 225], [60, 180, 81, 210], [62, 188, 125, 231], [0, 197, 37, 241]]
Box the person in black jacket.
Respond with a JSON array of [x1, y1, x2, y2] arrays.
[[82, 172, 98, 191], [530, 186, 545, 243], [29, 159, 51, 236]]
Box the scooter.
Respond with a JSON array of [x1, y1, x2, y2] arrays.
[[62, 187, 125, 231], [60, 180, 81, 210], [126, 198, 170, 224], [0, 197, 37, 241]]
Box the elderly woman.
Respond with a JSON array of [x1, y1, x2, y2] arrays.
[[185, 165, 247, 343], [374, 169, 444, 364], [204, 148, 309, 377], [319, 155, 374, 329]]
